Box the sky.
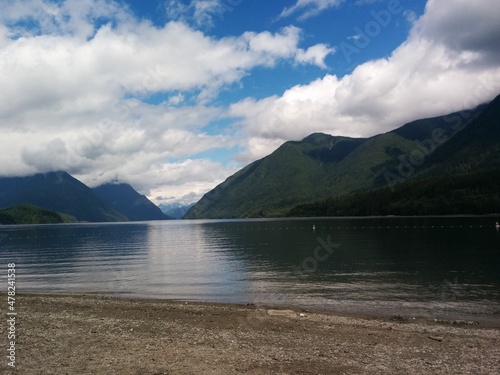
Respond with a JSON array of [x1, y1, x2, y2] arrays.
[[1, 0, 499, 205]]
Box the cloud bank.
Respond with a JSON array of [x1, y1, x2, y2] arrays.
[[231, 0, 500, 162], [0, 0, 333, 201], [0, 0, 499, 204]]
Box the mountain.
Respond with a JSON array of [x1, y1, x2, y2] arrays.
[[0, 172, 126, 222], [185, 96, 499, 219], [92, 183, 172, 221], [185, 134, 369, 218], [0, 173, 173, 223], [413, 95, 500, 178], [0, 204, 76, 225], [288, 170, 500, 217], [158, 202, 195, 219]]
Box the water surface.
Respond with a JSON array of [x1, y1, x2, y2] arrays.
[[1, 217, 499, 322]]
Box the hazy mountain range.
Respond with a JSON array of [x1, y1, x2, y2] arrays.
[[92, 183, 169, 221], [0, 172, 172, 223], [1, 94, 499, 222], [185, 94, 500, 219], [158, 202, 195, 220]]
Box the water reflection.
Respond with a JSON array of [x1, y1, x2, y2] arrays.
[[144, 221, 250, 300], [1, 217, 499, 320]]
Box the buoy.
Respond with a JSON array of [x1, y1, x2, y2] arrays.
[[496, 222, 499, 230], [312, 225, 316, 231]]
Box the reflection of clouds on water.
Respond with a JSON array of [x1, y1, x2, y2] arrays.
[[57, 224, 150, 293], [0, 217, 499, 322], [145, 221, 252, 300]]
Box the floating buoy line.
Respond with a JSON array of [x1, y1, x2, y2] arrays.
[[232, 224, 494, 230]]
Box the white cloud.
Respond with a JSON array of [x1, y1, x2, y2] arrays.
[[243, 26, 301, 59], [165, 0, 233, 28], [403, 10, 417, 24], [168, 93, 185, 106], [241, 27, 335, 69], [413, 0, 500, 64], [1, 0, 499, 204], [0, 20, 320, 124], [295, 44, 335, 69], [280, 0, 343, 21], [83, 158, 238, 202], [0, 0, 131, 39], [230, 0, 500, 162], [0, 0, 331, 202], [156, 191, 202, 206]]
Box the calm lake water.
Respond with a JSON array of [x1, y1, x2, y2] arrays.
[[1, 217, 500, 322]]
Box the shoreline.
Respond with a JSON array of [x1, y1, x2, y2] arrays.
[[1, 213, 499, 226], [2, 293, 499, 374], [17, 290, 500, 328]]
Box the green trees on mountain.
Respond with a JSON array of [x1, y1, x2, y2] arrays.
[[186, 94, 500, 219], [0, 205, 74, 225], [287, 170, 500, 217]]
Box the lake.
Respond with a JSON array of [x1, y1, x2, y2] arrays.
[[1, 217, 499, 323]]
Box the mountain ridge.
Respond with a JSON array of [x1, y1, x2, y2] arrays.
[[0, 172, 126, 222], [92, 183, 172, 221], [186, 95, 500, 219], [0, 172, 171, 222]]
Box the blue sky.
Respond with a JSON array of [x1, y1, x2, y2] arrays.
[[125, 0, 426, 100], [0, 0, 499, 204]]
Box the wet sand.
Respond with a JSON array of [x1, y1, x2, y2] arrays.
[[1, 293, 499, 374]]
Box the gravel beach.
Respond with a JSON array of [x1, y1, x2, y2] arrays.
[[1, 293, 499, 374]]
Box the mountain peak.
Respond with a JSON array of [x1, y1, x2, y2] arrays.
[[301, 132, 333, 144], [0, 172, 126, 222], [92, 183, 172, 221], [0, 173, 173, 222], [186, 97, 500, 219]]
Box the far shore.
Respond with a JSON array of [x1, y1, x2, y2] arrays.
[[1, 293, 499, 374], [1, 212, 499, 226]]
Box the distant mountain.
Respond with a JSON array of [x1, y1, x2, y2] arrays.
[[92, 183, 173, 221], [158, 202, 195, 219], [0, 173, 173, 222], [185, 95, 499, 219], [0, 172, 126, 222]]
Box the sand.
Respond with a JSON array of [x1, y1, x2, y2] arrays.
[[1, 293, 499, 374]]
